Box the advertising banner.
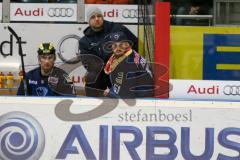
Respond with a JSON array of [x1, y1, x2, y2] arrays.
[[9, 3, 138, 23], [85, 4, 138, 23], [170, 79, 240, 101], [0, 23, 86, 88], [10, 3, 77, 22], [0, 23, 137, 87], [170, 26, 240, 81], [0, 97, 240, 159]]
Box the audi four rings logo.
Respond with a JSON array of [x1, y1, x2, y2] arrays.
[[223, 85, 240, 95], [122, 9, 138, 18], [48, 8, 74, 17]]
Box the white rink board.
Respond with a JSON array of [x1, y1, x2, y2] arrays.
[[170, 79, 240, 101], [0, 97, 240, 160]]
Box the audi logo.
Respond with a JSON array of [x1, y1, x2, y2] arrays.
[[223, 85, 240, 95], [48, 8, 74, 17], [122, 9, 138, 19], [57, 34, 81, 64]]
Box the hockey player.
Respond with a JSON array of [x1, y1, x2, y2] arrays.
[[103, 32, 154, 98], [17, 42, 75, 96]]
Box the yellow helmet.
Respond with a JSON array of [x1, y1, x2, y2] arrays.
[[37, 42, 55, 55]]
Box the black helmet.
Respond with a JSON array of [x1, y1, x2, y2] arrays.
[[37, 42, 55, 55]]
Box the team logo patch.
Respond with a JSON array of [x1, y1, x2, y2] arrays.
[[113, 33, 120, 41], [48, 76, 59, 86], [29, 79, 38, 85], [36, 87, 48, 96], [113, 84, 121, 94]]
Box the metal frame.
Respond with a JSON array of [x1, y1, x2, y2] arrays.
[[2, 0, 10, 23], [171, 15, 213, 26], [214, 0, 240, 26], [77, 0, 85, 23]]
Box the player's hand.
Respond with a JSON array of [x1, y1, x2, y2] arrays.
[[103, 88, 110, 96]]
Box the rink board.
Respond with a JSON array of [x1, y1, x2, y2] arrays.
[[0, 97, 240, 160]]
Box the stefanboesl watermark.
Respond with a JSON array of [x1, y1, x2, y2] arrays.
[[53, 33, 172, 122]]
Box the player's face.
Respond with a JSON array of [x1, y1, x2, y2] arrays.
[[39, 54, 55, 73], [112, 41, 131, 56], [89, 13, 104, 32]]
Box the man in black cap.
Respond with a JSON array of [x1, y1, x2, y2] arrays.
[[17, 42, 75, 96], [79, 6, 138, 97], [103, 32, 154, 98]]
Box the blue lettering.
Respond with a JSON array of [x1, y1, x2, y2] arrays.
[[112, 126, 143, 160], [56, 125, 96, 159], [146, 127, 178, 160], [99, 125, 108, 160], [218, 127, 240, 160], [56, 125, 240, 159], [181, 127, 214, 160]]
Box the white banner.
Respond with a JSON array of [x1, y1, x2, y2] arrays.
[[9, 3, 138, 23], [0, 3, 2, 22], [10, 3, 77, 22], [86, 4, 138, 23], [170, 79, 240, 101], [0, 97, 240, 160], [0, 23, 86, 84]]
